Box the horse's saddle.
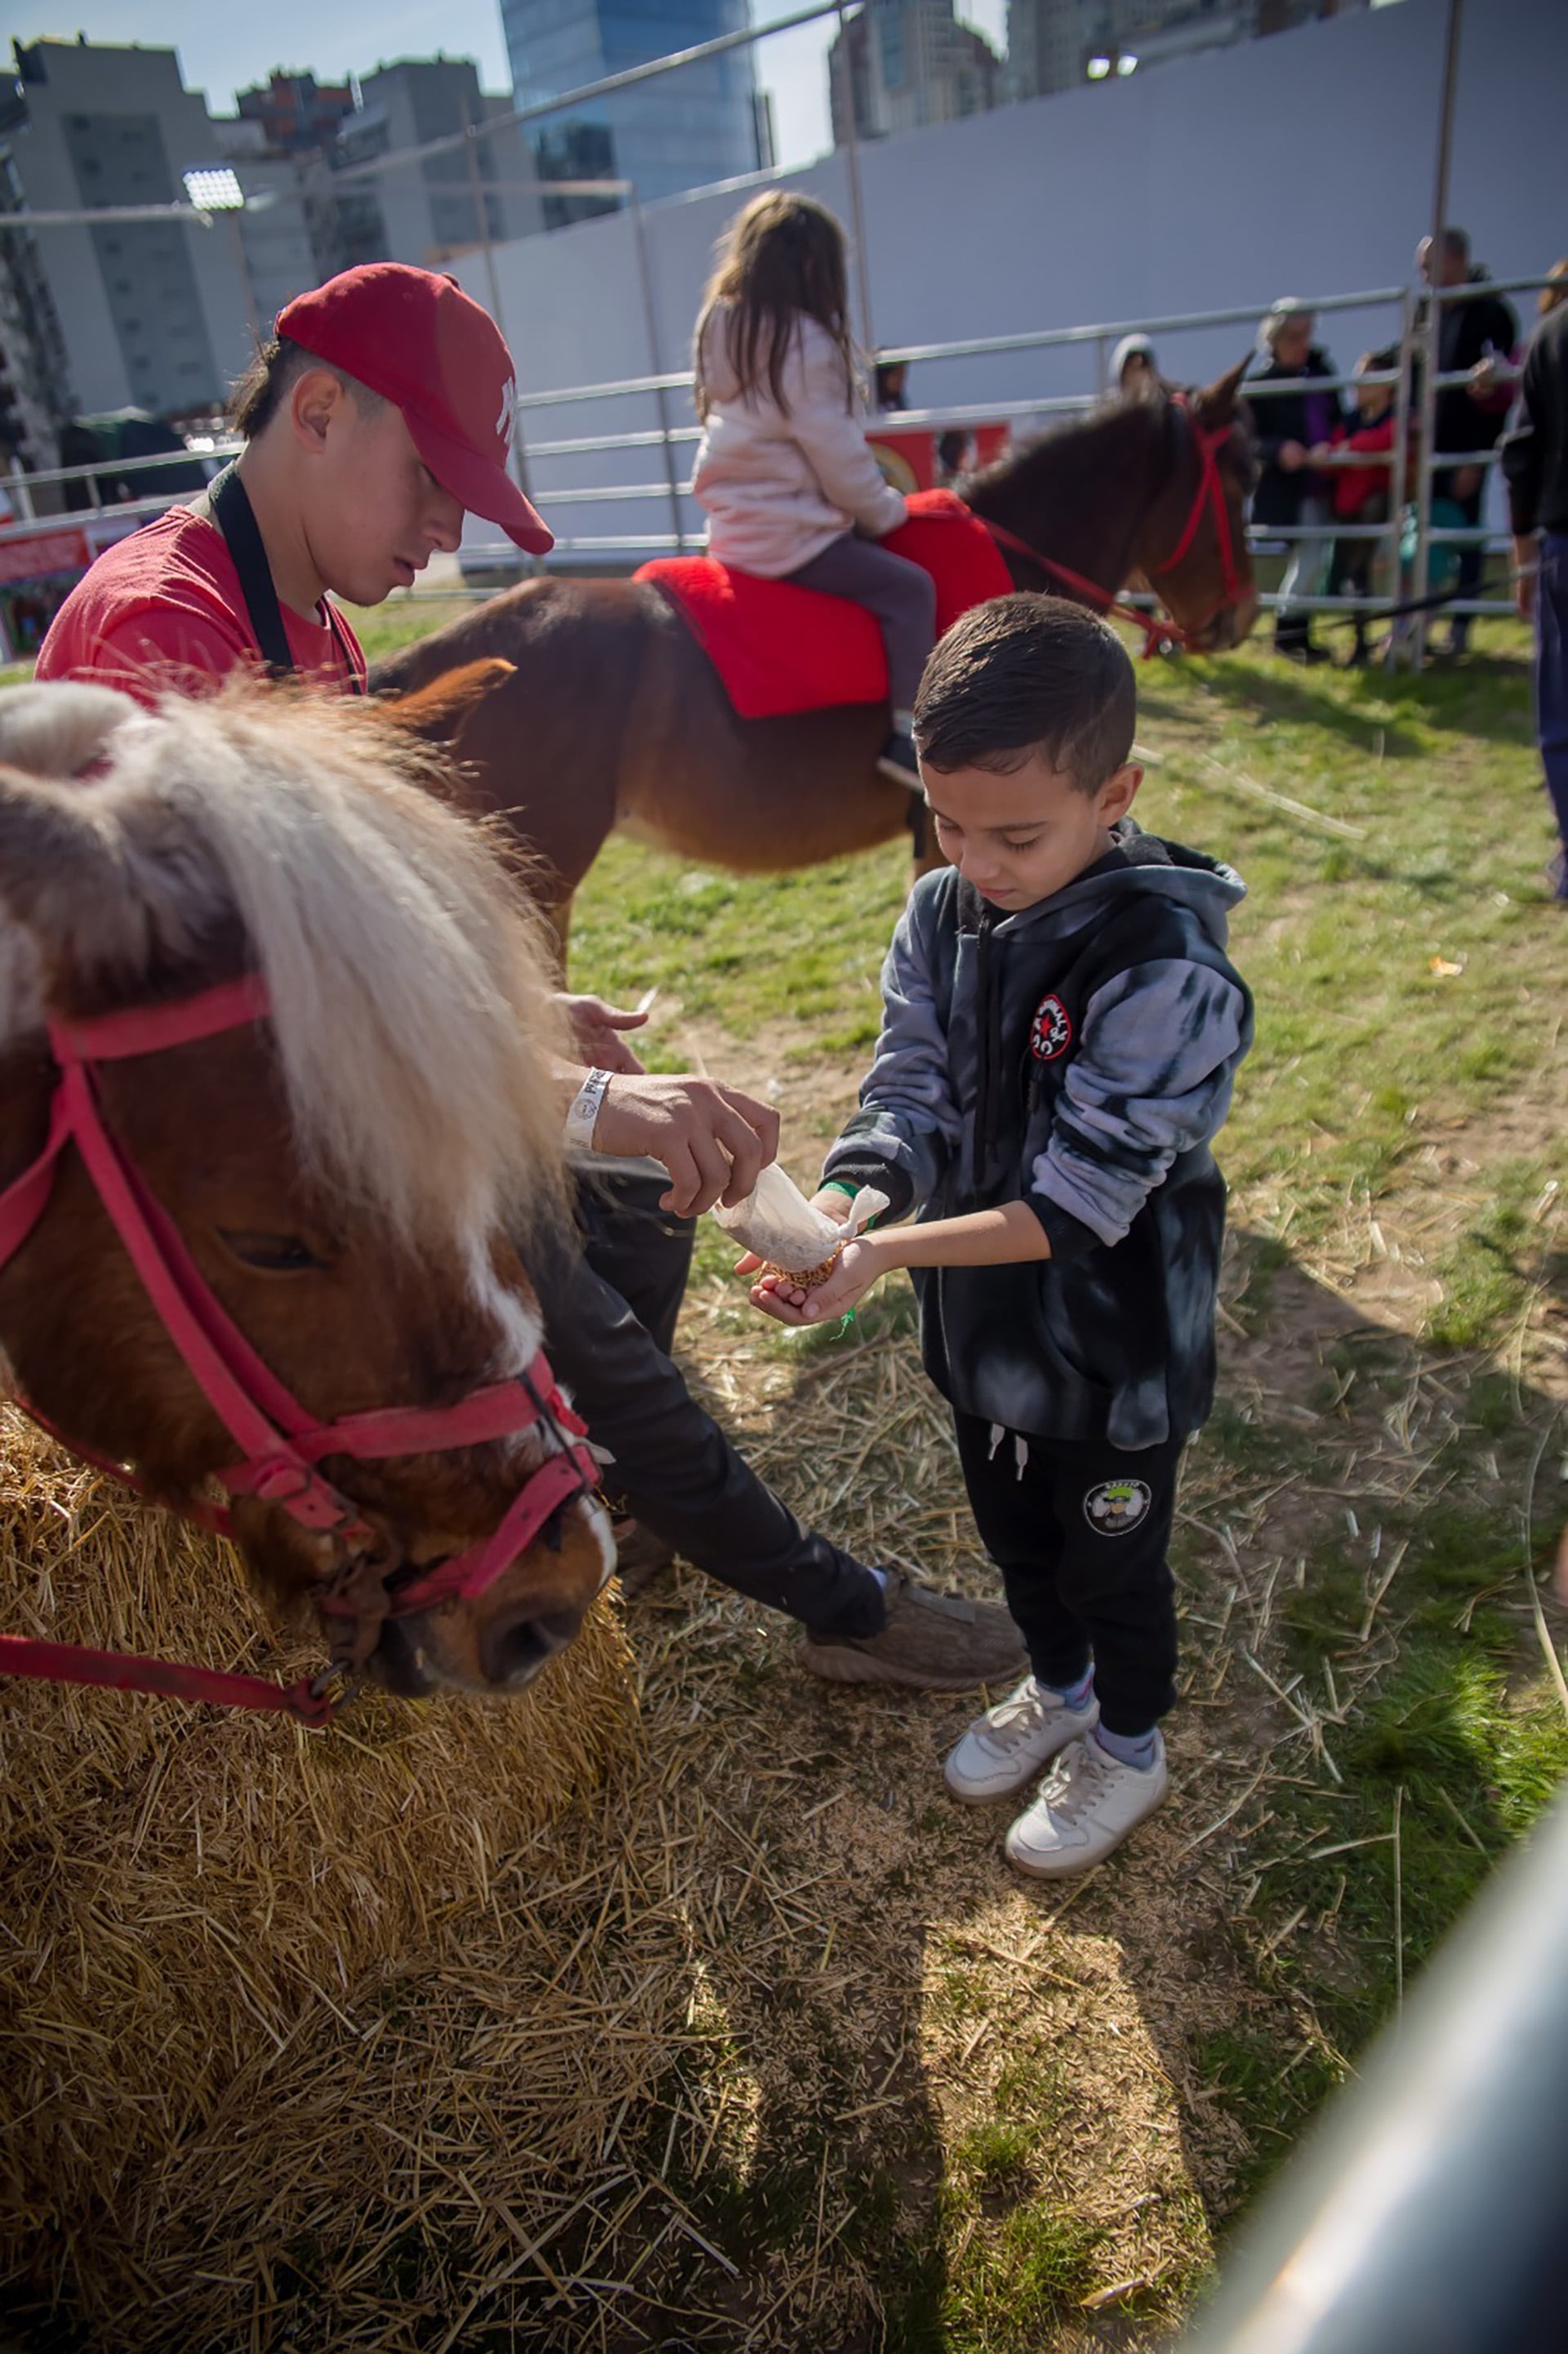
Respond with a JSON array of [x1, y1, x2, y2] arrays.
[[635, 488, 1011, 722]]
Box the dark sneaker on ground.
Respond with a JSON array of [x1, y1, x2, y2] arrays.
[[876, 730, 920, 786], [804, 1570, 1027, 1691], [612, 1515, 677, 1595]]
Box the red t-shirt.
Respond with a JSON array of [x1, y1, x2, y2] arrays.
[[34, 502, 368, 704]]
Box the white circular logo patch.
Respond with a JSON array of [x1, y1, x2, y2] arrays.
[[1084, 1479, 1152, 1536], [1029, 993, 1073, 1062]]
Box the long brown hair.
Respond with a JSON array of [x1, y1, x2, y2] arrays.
[[693, 192, 858, 422]]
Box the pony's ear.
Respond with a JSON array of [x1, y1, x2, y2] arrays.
[[0, 709, 229, 1018], [0, 681, 138, 781], [1192, 357, 1252, 427], [380, 659, 515, 746]]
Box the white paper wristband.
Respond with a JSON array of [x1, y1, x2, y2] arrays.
[[564, 1068, 612, 1152]]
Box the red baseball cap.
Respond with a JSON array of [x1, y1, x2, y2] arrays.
[[276, 264, 553, 554]]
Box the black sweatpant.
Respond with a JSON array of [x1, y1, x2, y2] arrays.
[[527, 1165, 885, 1639], [952, 1413, 1185, 1737], [784, 530, 937, 715]]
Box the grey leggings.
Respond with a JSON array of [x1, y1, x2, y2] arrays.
[[785, 529, 938, 714]]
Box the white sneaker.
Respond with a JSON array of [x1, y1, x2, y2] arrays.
[[944, 1674, 1099, 1804], [1004, 1729, 1169, 1879]]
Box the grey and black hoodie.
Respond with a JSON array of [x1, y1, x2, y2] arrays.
[[822, 821, 1254, 1452]]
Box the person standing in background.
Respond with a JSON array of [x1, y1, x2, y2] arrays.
[[1416, 228, 1519, 659], [1250, 302, 1345, 666], [1315, 348, 1403, 669], [1501, 296, 1568, 903], [1110, 334, 1160, 395]]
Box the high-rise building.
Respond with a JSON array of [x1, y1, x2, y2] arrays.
[[2, 38, 253, 419], [501, 0, 766, 218], [0, 36, 544, 440], [830, 0, 1002, 143], [0, 138, 75, 466], [350, 60, 541, 262], [1007, 0, 1366, 102], [235, 72, 357, 155]]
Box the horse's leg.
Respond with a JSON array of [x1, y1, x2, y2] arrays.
[[547, 889, 574, 973]]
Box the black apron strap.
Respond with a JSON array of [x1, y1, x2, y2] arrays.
[[206, 463, 363, 696]]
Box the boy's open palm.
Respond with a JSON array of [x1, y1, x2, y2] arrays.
[[751, 1237, 879, 1326]]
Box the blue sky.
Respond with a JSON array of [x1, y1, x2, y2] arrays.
[[9, 0, 1009, 175]]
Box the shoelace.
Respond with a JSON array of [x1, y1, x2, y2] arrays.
[[1039, 1738, 1107, 1819], [982, 1680, 1056, 1754]]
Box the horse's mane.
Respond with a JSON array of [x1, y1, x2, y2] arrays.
[[956, 381, 1257, 566], [959, 395, 1172, 511], [0, 682, 570, 1258]]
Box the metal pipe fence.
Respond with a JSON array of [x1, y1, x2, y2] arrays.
[[441, 270, 1553, 648], [3, 274, 1553, 648]]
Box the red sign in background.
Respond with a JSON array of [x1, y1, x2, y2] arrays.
[[0, 527, 91, 590], [866, 424, 1013, 495]]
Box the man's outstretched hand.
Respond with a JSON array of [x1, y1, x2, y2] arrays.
[[594, 1073, 781, 1215], [556, 992, 650, 1076]]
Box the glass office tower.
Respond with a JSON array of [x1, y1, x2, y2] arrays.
[[502, 0, 765, 217]]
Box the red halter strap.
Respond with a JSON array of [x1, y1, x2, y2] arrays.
[[979, 399, 1243, 655], [0, 975, 599, 1725]]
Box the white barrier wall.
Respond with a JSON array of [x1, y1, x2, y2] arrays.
[[452, 0, 1568, 556]]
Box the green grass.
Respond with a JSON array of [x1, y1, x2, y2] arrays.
[[566, 619, 1566, 1269], [579, 610, 1568, 2302], [570, 613, 1565, 2286], [19, 593, 1563, 2343]]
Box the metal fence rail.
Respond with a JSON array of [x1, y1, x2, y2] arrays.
[[447, 271, 1552, 653], [3, 274, 1552, 654]]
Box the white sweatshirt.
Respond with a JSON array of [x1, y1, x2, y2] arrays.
[[691, 304, 908, 577]]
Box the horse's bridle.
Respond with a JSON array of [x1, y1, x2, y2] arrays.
[[0, 974, 600, 1725], [979, 397, 1248, 653]]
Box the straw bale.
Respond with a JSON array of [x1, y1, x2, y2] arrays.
[[0, 1406, 646, 2347]]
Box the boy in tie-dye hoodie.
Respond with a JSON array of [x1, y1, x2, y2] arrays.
[[749, 595, 1253, 1879]]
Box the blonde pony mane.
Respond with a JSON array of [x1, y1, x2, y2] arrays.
[[7, 682, 571, 1256]]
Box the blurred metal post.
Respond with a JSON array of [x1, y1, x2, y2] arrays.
[[1386, 286, 1416, 665], [459, 96, 506, 337], [834, 0, 875, 359], [1179, 1786, 1568, 2354], [226, 213, 262, 350], [459, 95, 537, 517], [1410, 0, 1464, 667], [629, 188, 687, 553]]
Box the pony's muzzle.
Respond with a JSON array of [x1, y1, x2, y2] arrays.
[[479, 1600, 586, 1688]]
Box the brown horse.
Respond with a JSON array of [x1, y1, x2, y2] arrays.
[[373, 368, 1258, 945], [0, 681, 610, 1701]]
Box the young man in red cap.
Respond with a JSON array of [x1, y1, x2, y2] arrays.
[[35, 263, 1023, 1694], [37, 263, 551, 698]]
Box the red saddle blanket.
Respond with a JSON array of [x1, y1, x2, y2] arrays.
[[635, 488, 1012, 720]]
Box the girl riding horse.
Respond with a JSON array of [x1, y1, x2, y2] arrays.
[[693, 191, 936, 785]]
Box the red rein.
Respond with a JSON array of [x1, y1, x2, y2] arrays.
[[981, 404, 1245, 655], [0, 974, 599, 1725]]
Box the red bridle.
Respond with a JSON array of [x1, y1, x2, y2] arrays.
[[979, 399, 1248, 655], [0, 974, 600, 1726]]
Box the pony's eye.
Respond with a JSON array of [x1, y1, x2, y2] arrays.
[[218, 1230, 332, 1274]]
